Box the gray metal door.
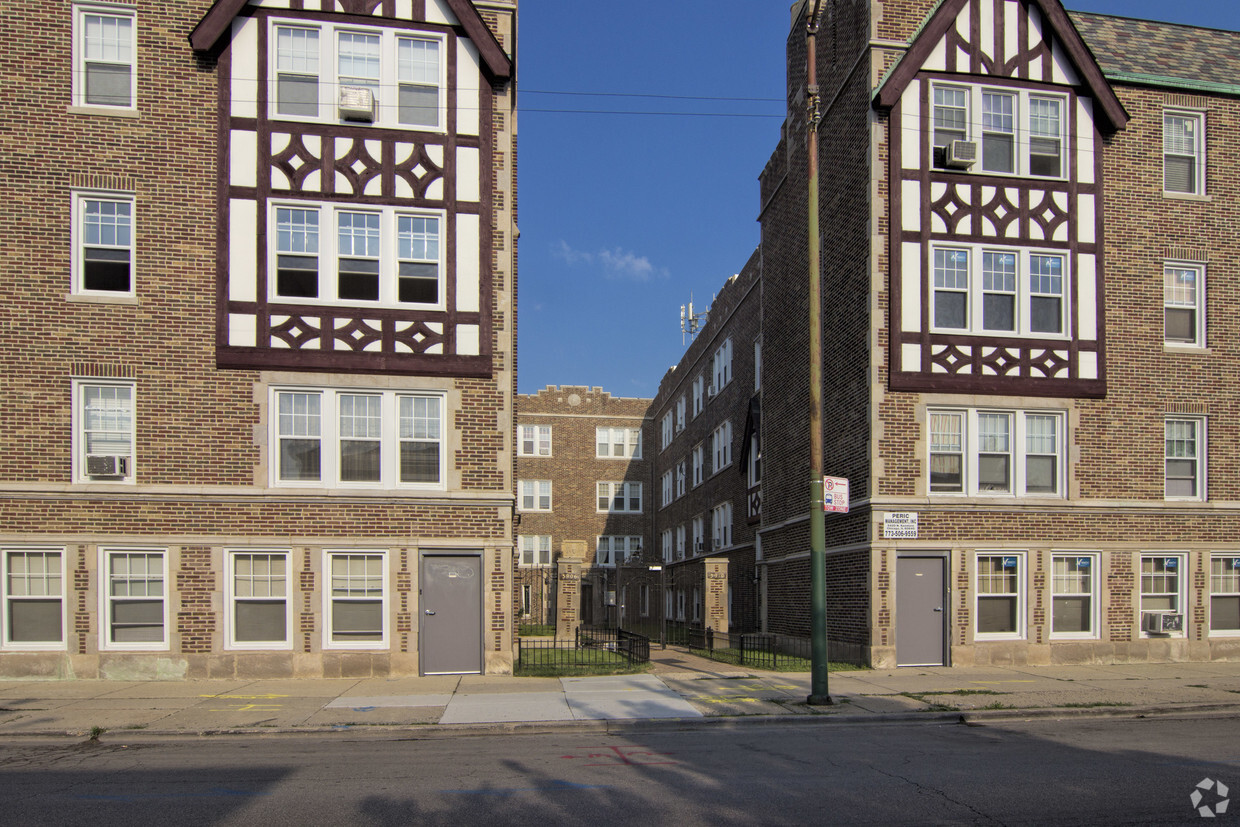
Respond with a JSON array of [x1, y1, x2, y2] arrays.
[[420, 553, 482, 675], [896, 556, 946, 666]]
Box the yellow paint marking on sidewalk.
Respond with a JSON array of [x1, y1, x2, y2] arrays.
[[968, 680, 1037, 685], [199, 693, 290, 699]]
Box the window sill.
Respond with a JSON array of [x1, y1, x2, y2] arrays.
[[66, 293, 139, 305], [68, 105, 140, 119], [1207, 630, 1240, 638], [1164, 344, 1209, 354], [224, 642, 294, 652], [1163, 191, 1212, 202], [1049, 633, 1099, 641], [974, 633, 1025, 642]]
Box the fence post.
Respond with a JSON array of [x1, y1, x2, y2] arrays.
[[739, 632, 745, 668], [706, 627, 714, 652], [575, 626, 579, 648]]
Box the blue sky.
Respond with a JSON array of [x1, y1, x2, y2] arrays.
[[515, 1, 1240, 399]]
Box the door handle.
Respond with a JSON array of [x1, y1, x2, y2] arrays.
[[933, 607, 943, 612], [424, 609, 436, 616]]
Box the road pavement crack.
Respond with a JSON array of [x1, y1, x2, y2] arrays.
[[866, 761, 1007, 825]]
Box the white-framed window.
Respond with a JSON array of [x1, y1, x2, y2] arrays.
[[665, 588, 674, 621], [517, 425, 552, 457], [273, 388, 443, 489], [692, 375, 705, 417], [272, 21, 444, 129], [2, 548, 65, 649], [661, 530, 673, 563], [1050, 553, 1097, 639], [1164, 111, 1205, 195], [676, 588, 686, 621], [748, 433, 762, 488], [73, 191, 134, 296], [1210, 554, 1240, 634], [101, 548, 166, 650], [325, 550, 387, 648], [932, 246, 1066, 337], [675, 525, 686, 560], [519, 480, 552, 512], [660, 471, 673, 508], [1164, 263, 1205, 347], [676, 396, 686, 432], [975, 552, 1024, 639], [597, 482, 641, 514], [518, 535, 551, 567], [271, 202, 444, 308], [712, 339, 733, 394], [598, 427, 642, 459], [660, 413, 673, 450], [711, 502, 733, 550], [226, 550, 291, 649], [675, 460, 687, 498], [1165, 417, 1205, 501], [520, 583, 532, 616], [691, 444, 705, 487], [754, 340, 762, 391], [74, 379, 135, 484], [596, 536, 641, 567], [692, 515, 706, 555], [712, 421, 733, 474], [929, 409, 1065, 497], [74, 4, 137, 110], [932, 84, 1066, 178], [692, 586, 701, 622], [640, 583, 650, 616], [1141, 554, 1185, 633]]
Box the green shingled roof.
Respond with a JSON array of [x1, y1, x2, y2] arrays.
[[1069, 11, 1240, 96]]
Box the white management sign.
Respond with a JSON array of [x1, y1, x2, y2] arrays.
[[883, 512, 919, 539]]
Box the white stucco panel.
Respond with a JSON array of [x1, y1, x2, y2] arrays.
[[427, 0, 459, 26], [229, 314, 256, 348], [231, 18, 258, 119], [902, 180, 920, 232], [925, 38, 947, 72], [1076, 98, 1096, 185], [1005, 0, 1020, 65], [901, 84, 921, 170], [1077, 193, 1096, 244], [230, 130, 257, 188], [394, 0, 413, 19], [229, 199, 258, 303], [901, 344, 921, 373], [978, 0, 996, 72], [1078, 350, 1097, 380], [456, 213, 481, 313], [902, 242, 922, 334], [1077, 253, 1097, 341], [456, 324, 480, 356], [1052, 191, 1070, 242], [457, 40, 482, 137], [457, 147, 481, 203]]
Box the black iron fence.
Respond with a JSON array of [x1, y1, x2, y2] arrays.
[[687, 628, 813, 670], [516, 626, 650, 671]]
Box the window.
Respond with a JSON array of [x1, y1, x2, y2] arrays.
[[273, 389, 443, 489], [661, 530, 673, 563], [1164, 112, 1204, 195], [1051, 554, 1096, 638], [325, 551, 386, 647], [932, 84, 1065, 178], [675, 525, 686, 560], [692, 375, 705, 417], [692, 516, 706, 555], [712, 339, 733, 394], [597, 482, 641, 514], [747, 434, 762, 488], [692, 587, 701, 623], [1141, 555, 1184, 628], [75, 5, 136, 109], [517, 425, 552, 457], [272, 22, 443, 129], [1210, 555, 1240, 633], [676, 397, 686, 432], [518, 535, 551, 567], [598, 427, 641, 459], [932, 246, 1066, 336], [519, 480, 552, 512], [227, 550, 290, 648], [75, 380, 135, 483], [975, 553, 1023, 638], [73, 192, 134, 295], [754, 341, 762, 390], [660, 414, 673, 450], [929, 409, 1065, 497], [692, 444, 705, 486], [712, 421, 733, 474], [520, 584, 532, 616], [675, 460, 687, 498], [676, 588, 686, 621], [596, 536, 641, 567], [711, 502, 733, 550], [1164, 263, 1205, 347], [2, 549, 64, 648], [272, 203, 443, 307], [1165, 418, 1204, 500], [102, 549, 165, 649], [640, 584, 650, 616], [660, 471, 673, 508], [665, 589, 674, 621]]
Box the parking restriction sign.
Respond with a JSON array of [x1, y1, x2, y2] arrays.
[[823, 476, 849, 513]]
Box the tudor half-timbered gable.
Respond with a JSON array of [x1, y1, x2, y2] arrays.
[[875, 0, 1127, 398]]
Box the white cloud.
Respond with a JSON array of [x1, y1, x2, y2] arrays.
[[551, 240, 667, 281]]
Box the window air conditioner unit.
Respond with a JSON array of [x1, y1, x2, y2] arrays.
[[1141, 611, 1184, 634], [695, 541, 704, 552], [338, 86, 375, 122], [944, 140, 977, 169], [87, 455, 127, 477], [707, 385, 717, 399]]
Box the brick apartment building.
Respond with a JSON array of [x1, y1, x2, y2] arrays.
[[514, 387, 654, 631], [0, 0, 517, 679]]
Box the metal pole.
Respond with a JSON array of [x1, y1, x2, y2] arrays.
[[806, 0, 832, 706]]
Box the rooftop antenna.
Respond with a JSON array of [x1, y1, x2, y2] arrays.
[[680, 293, 709, 345]]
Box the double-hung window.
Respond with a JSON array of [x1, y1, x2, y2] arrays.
[[74, 192, 134, 295], [712, 421, 733, 474], [660, 414, 673, 450], [518, 425, 552, 457], [676, 397, 686, 432], [1165, 418, 1205, 500], [1164, 263, 1205, 347], [692, 516, 706, 555], [325, 551, 386, 647], [75, 5, 136, 109], [691, 444, 705, 486], [272, 21, 444, 129], [675, 460, 687, 498], [661, 471, 673, 508], [596, 536, 640, 567], [599, 427, 642, 459], [711, 502, 732, 550], [929, 409, 1065, 496], [519, 480, 552, 512], [597, 482, 641, 514], [975, 553, 1023, 638], [981, 92, 1015, 173], [273, 204, 443, 307], [1164, 111, 1205, 195], [661, 530, 673, 563], [1210, 555, 1240, 634], [518, 536, 551, 567], [1051, 554, 1097, 638], [75, 380, 135, 483], [102, 549, 166, 649], [933, 246, 1066, 336], [692, 376, 705, 417], [1141, 555, 1185, 629], [675, 525, 686, 560], [933, 84, 1065, 178], [712, 339, 733, 393], [273, 388, 443, 489], [227, 550, 291, 648], [3, 549, 65, 648]]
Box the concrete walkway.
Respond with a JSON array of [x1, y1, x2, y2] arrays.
[[2, 648, 1240, 738]]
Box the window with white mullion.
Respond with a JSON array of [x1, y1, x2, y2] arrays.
[[1140, 555, 1184, 619], [326, 551, 386, 647], [398, 394, 441, 484], [104, 549, 166, 649], [1024, 414, 1059, 495], [982, 251, 1017, 333], [976, 553, 1023, 638], [933, 245, 1068, 338], [1164, 112, 1204, 195], [519, 480, 552, 512], [929, 412, 964, 493], [933, 86, 967, 147], [277, 391, 323, 482], [3, 549, 65, 648], [1165, 418, 1204, 500], [517, 425, 552, 457], [275, 25, 320, 117], [338, 393, 382, 484], [933, 248, 970, 330], [1028, 254, 1064, 334], [1028, 96, 1063, 177], [1051, 554, 1095, 637], [397, 36, 440, 126], [77, 380, 135, 483], [78, 7, 136, 109], [228, 551, 290, 648], [931, 409, 1065, 497], [976, 413, 1012, 493], [397, 215, 440, 304], [77, 194, 134, 295], [275, 207, 320, 299], [337, 31, 381, 107], [1164, 264, 1204, 346], [518, 535, 551, 567], [337, 211, 381, 302], [981, 92, 1016, 174], [1210, 555, 1240, 633]]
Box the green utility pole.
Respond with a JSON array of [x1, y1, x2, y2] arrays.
[[805, 0, 832, 706]]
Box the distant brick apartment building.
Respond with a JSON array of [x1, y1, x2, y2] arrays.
[[514, 387, 653, 630], [0, 0, 517, 679]]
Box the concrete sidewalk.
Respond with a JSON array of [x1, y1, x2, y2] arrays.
[[2, 648, 1240, 738]]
